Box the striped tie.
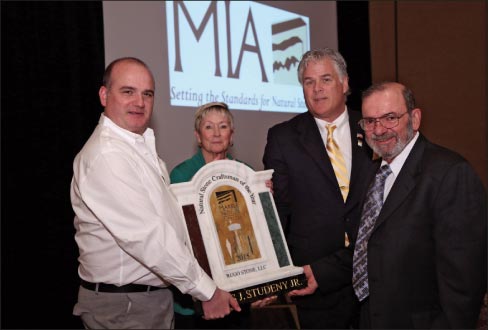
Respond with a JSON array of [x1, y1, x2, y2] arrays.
[[352, 164, 392, 301], [326, 124, 349, 202]]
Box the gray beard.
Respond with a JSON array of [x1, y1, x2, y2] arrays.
[[368, 120, 414, 161]]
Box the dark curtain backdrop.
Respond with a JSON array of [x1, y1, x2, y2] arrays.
[[337, 1, 372, 111], [1, 2, 104, 328], [0, 1, 369, 328]]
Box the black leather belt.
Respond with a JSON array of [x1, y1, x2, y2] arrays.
[[81, 279, 164, 293]]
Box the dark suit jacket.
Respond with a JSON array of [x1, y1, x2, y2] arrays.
[[263, 110, 375, 327], [363, 134, 487, 329]]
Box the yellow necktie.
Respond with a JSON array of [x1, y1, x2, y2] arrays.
[[326, 124, 349, 202]]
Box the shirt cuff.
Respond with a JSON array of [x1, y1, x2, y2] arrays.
[[186, 271, 217, 301]]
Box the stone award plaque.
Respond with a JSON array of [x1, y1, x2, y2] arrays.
[[170, 160, 306, 303]]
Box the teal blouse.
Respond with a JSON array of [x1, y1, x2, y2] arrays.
[[170, 148, 236, 183]]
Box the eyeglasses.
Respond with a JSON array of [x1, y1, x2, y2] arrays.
[[358, 112, 408, 131]]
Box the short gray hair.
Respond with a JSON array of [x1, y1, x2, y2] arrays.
[[297, 47, 348, 85]]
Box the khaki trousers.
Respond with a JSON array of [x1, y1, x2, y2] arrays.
[[74, 285, 174, 329]]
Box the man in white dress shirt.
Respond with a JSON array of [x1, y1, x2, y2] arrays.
[[71, 57, 240, 329]]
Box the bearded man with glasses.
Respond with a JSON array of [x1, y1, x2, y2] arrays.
[[353, 81, 486, 328]]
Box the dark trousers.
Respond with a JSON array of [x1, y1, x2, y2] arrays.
[[359, 297, 371, 329], [296, 305, 359, 329], [293, 287, 360, 329]]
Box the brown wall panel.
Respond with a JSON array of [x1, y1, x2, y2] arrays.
[[369, 1, 397, 82], [370, 1, 487, 185]]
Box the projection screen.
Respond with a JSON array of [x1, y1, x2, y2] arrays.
[[103, 1, 337, 171]]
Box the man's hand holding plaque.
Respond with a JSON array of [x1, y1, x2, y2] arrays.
[[287, 265, 318, 297], [250, 295, 279, 308], [202, 287, 241, 320]]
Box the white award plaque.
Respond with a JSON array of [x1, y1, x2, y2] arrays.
[[170, 160, 306, 303]]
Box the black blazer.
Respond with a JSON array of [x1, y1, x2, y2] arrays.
[[263, 110, 375, 321], [363, 134, 487, 328]]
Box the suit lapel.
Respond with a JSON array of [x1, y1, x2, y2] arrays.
[[348, 111, 367, 196], [345, 110, 375, 212], [296, 112, 339, 186], [373, 135, 426, 230]]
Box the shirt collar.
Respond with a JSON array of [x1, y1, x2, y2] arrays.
[[314, 106, 349, 135], [100, 113, 155, 145]]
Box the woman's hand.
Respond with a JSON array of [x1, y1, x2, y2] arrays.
[[265, 179, 274, 195]]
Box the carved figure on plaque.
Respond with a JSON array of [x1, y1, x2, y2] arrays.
[[210, 185, 261, 265]]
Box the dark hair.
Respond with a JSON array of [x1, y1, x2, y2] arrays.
[[362, 82, 417, 112], [102, 57, 153, 88]]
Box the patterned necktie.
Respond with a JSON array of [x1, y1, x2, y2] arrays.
[[326, 124, 349, 202], [352, 164, 392, 301]]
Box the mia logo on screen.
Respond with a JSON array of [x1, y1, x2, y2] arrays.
[[271, 18, 308, 85], [166, 1, 310, 112]]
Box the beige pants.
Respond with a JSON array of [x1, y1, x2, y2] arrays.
[[74, 286, 174, 329]]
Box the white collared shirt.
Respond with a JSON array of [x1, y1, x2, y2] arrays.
[[381, 132, 420, 201], [70, 114, 216, 301], [315, 108, 352, 178]]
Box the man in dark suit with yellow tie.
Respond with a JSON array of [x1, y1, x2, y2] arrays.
[[263, 48, 375, 328], [353, 81, 486, 328]]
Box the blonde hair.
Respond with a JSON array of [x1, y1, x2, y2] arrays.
[[194, 102, 234, 132]]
